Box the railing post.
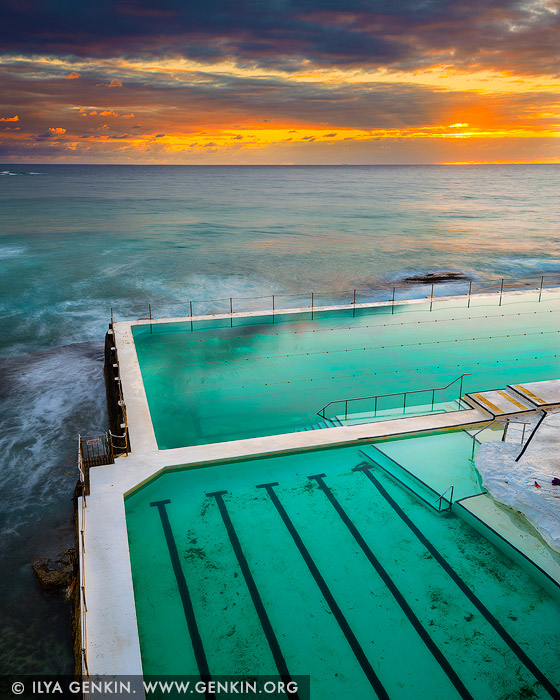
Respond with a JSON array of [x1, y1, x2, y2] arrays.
[[311, 292, 314, 308], [345, 400, 348, 421], [539, 275, 543, 302], [459, 373, 464, 402], [374, 395, 378, 416], [403, 392, 406, 414], [391, 287, 395, 315], [148, 303, 152, 320], [189, 300, 193, 332], [353, 289, 356, 305], [432, 389, 435, 410], [467, 280, 472, 309], [515, 411, 546, 462], [499, 278, 504, 306], [430, 283, 434, 311], [230, 297, 233, 314]]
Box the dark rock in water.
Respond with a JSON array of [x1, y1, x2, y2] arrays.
[[32, 548, 76, 594], [399, 272, 471, 285]]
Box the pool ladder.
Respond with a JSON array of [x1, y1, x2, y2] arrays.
[[360, 447, 454, 513]]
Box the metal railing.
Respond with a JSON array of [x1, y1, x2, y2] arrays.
[[108, 273, 559, 323], [359, 448, 454, 513], [515, 410, 547, 462], [107, 319, 130, 456], [79, 433, 114, 469], [436, 486, 454, 513], [317, 373, 470, 423], [467, 416, 538, 457]]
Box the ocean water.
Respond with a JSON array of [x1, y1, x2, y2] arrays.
[[1, 163, 560, 673]]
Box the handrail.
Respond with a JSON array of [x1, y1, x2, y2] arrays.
[[468, 415, 537, 456], [515, 410, 547, 462], [317, 373, 470, 420], [436, 485, 454, 513], [359, 447, 454, 513]]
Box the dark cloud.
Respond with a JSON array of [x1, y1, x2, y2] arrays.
[[0, 0, 558, 75]]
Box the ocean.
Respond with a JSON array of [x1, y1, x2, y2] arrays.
[[1, 163, 559, 672]]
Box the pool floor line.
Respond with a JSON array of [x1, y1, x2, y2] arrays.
[[306, 473, 475, 700], [351, 466, 560, 700], [149, 499, 215, 700], [256, 481, 390, 700], [206, 490, 300, 700]]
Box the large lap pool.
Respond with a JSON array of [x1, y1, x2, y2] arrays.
[[132, 292, 560, 448]]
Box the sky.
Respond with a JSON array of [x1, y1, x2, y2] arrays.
[[0, 0, 559, 164]]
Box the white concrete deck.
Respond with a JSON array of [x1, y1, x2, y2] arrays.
[[466, 379, 560, 417], [467, 389, 535, 415], [510, 379, 560, 408], [82, 288, 560, 677]]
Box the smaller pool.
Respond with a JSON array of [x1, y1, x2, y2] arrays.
[[125, 442, 560, 700]]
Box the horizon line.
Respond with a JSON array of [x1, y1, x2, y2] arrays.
[[3, 162, 560, 167]]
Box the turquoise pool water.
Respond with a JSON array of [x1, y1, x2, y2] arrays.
[[132, 292, 560, 448], [371, 431, 485, 502], [125, 444, 560, 700]]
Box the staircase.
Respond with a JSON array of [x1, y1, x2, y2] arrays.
[[293, 417, 342, 432]]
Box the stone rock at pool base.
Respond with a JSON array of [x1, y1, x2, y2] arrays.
[[31, 548, 76, 593]]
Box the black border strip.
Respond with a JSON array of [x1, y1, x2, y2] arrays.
[[353, 468, 560, 700], [206, 490, 300, 700], [307, 473, 474, 700], [150, 499, 215, 700], [256, 482, 390, 700]]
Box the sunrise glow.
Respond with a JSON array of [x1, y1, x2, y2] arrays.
[[1, 1, 559, 163]]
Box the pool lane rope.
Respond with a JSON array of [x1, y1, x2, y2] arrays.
[[143, 329, 560, 371], [157, 352, 560, 399]]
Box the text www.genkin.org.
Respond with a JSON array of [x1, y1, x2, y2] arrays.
[[5, 676, 310, 698]]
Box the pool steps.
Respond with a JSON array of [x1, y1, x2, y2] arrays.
[[292, 380, 560, 436]]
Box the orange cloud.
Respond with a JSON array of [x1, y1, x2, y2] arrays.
[[95, 79, 123, 87], [65, 71, 80, 79], [0, 115, 19, 121], [47, 127, 66, 135]]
